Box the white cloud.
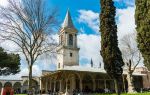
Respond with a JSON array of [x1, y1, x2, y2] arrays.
[[78, 34, 103, 68], [78, 10, 99, 33], [0, 0, 8, 7], [116, 7, 136, 40]]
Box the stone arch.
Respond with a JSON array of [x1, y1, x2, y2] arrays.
[[67, 73, 80, 92], [13, 82, 22, 94], [95, 74, 105, 91], [22, 79, 38, 93], [82, 74, 93, 93], [4, 82, 12, 88], [56, 81, 59, 92], [4, 82, 12, 95]]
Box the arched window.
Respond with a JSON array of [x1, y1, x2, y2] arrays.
[[60, 35, 63, 45], [58, 63, 60, 68], [69, 34, 73, 46]]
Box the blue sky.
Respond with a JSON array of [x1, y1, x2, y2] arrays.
[[44, 0, 135, 35], [0, 0, 140, 79]]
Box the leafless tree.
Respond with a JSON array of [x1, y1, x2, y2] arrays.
[[120, 32, 142, 93], [0, 0, 58, 94]]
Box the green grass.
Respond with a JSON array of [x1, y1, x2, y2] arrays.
[[95, 92, 150, 95]]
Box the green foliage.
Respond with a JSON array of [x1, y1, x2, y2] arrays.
[[0, 47, 20, 76], [100, 0, 124, 79], [135, 0, 150, 70]]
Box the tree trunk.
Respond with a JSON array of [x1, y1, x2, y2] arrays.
[[127, 72, 136, 93], [28, 65, 33, 95]]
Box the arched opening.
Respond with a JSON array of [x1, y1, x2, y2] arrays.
[[58, 63, 60, 68], [13, 82, 21, 94], [106, 80, 115, 92], [95, 74, 105, 93], [0, 82, 2, 93], [56, 81, 59, 92], [68, 34, 73, 46], [4, 82, 12, 95], [22, 79, 38, 94], [66, 73, 80, 93], [82, 74, 93, 93]]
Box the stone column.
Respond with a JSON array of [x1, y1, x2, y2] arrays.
[[79, 78, 83, 92], [49, 79, 51, 91], [71, 76, 76, 92], [65, 79, 69, 95], [65, 33, 68, 46], [54, 81, 56, 93], [104, 80, 107, 89], [59, 80, 62, 92], [93, 79, 96, 91], [45, 78, 47, 93], [39, 78, 42, 91], [73, 34, 75, 47]]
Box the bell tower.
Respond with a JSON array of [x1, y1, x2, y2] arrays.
[[57, 10, 80, 69]]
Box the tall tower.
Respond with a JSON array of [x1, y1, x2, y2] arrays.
[[57, 10, 80, 69]]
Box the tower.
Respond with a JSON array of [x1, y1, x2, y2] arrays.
[[57, 10, 80, 69]]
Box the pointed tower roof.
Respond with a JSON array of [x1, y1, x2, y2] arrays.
[[91, 58, 93, 67], [62, 9, 74, 28]]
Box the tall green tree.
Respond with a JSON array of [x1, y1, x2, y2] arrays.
[[135, 0, 150, 70], [0, 0, 58, 94], [100, 0, 124, 94], [0, 47, 20, 76]]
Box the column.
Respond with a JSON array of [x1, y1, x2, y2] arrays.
[[79, 78, 83, 92], [49, 79, 51, 91], [39, 78, 42, 91], [65, 79, 68, 92], [45, 78, 47, 93], [75, 34, 77, 47], [59, 80, 62, 92], [65, 33, 68, 46], [54, 81, 56, 93], [104, 80, 107, 89], [73, 34, 75, 47], [71, 76, 76, 92], [93, 79, 96, 91]]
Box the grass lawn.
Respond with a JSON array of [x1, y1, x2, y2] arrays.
[[95, 92, 150, 95]]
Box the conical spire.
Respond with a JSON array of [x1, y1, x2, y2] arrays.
[[62, 9, 74, 28], [91, 58, 93, 67]]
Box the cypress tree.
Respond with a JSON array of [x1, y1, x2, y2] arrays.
[[100, 0, 124, 94], [135, 0, 150, 70]]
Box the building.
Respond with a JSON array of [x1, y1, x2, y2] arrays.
[[40, 10, 150, 95], [0, 76, 40, 94], [0, 10, 150, 95]]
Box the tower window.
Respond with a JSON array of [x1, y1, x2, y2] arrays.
[[58, 63, 60, 68], [69, 34, 73, 46], [70, 53, 73, 57], [60, 35, 63, 45]]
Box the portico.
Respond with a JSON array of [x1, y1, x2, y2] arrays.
[[41, 67, 145, 94]]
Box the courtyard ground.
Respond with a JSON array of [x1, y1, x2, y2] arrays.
[[95, 92, 150, 95], [14, 92, 150, 95]]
